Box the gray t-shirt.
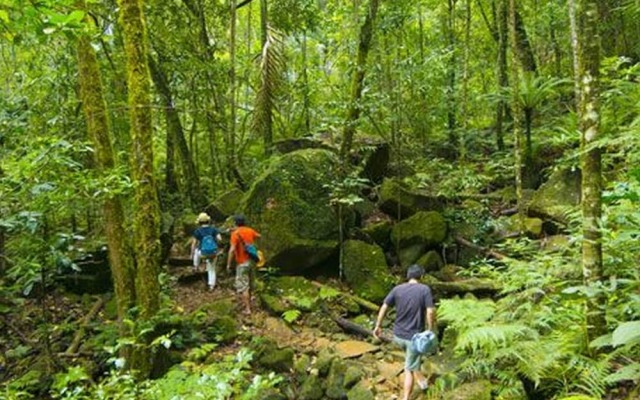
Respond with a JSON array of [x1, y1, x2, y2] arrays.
[[384, 282, 434, 340]]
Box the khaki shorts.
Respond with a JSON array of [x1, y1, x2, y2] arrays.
[[394, 336, 422, 371], [235, 262, 251, 293]]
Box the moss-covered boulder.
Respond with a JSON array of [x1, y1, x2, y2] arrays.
[[325, 357, 348, 399], [343, 240, 395, 303], [299, 374, 325, 400], [315, 349, 336, 377], [344, 364, 365, 388], [347, 383, 375, 400], [423, 275, 499, 299], [529, 168, 581, 224], [443, 380, 492, 400], [361, 220, 392, 249], [398, 244, 427, 267], [210, 188, 244, 219], [362, 143, 390, 184], [251, 337, 295, 373], [262, 276, 320, 314], [273, 137, 337, 154], [416, 250, 444, 272], [379, 178, 445, 219], [391, 211, 447, 248], [242, 149, 343, 273]]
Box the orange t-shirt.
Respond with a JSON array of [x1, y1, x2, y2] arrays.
[[230, 226, 260, 264]]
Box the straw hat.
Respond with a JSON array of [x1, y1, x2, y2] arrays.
[[196, 212, 211, 223]]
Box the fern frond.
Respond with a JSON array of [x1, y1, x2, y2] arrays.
[[438, 298, 496, 330], [252, 27, 285, 145], [456, 323, 537, 353]]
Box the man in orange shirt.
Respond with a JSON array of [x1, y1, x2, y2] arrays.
[[226, 215, 261, 315]]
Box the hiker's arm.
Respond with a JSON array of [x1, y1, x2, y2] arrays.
[[226, 245, 235, 270], [190, 237, 197, 257], [373, 303, 389, 338], [426, 307, 436, 332]]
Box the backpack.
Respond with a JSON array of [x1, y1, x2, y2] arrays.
[[410, 330, 438, 355], [237, 232, 260, 262], [200, 233, 218, 257]]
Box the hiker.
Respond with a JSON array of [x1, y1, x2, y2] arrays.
[[191, 212, 222, 291], [226, 215, 261, 315], [373, 264, 436, 400]]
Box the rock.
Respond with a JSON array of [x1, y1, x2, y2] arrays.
[[362, 143, 390, 184], [347, 383, 375, 400], [264, 276, 319, 311], [432, 264, 463, 282], [361, 221, 392, 250], [397, 244, 426, 267], [541, 235, 570, 253], [416, 250, 444, 272], [379, 178, 445, 219], [344, 365, 365, 388], [256, 389, 287, 400], [294, 354, 311, 375], [260, 293, 289, 315], [315, 349, 336, 377], [423, 275, 499, 299], [529, 168, 581, 224], [391, 211, 447, 248], [251, 337, 295, 373], [443, 380, 492, 400], [506, 215, 543, 238], [202, 315, 238, 344], [325, 357, 348, 399], [208, 188, 244, 220], [61, 249, 112, 294], [241, 149, 344, 273], [334, 340, 379, 359], [299, 374, 325, 400], [273, 137, 337, 154], [343, 240, 395, 303]]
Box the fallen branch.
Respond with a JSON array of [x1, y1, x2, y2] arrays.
[[310, 280, 379, 312], [65, 294, 110, 355], [454, 235, 508, 260], [57, 351, 95, 358], [331, 314, 391, 343]]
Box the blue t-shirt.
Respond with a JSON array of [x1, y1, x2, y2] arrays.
[[384, 282, 434, 340], [193, 226, 219, 244]]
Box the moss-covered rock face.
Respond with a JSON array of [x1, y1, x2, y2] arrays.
[[361, 221, 392, 250], [398, 244, 426, 267], [416, 250, 444, 272], [344, 364, 365, 388], [299, 374, 325, 400], [443, 380, 492, 400], [391, 211, 447, 260], [250, 337, 295, 373], [379, 178, 444, 219], [347, 383, 375, 400], [209, 188, 244, 220], [529, 168, 581, 224], [241, 149, 342, 273], [343, 240, 395, 302], [325, 358, 348, 399]]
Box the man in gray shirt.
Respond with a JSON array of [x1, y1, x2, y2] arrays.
[[374, 264, 436, 400]]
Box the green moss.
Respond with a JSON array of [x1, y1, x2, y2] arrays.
[[443, 380, 492, 400], [416, 250, 444, 272], [203, 316, 238, 344], [379, 178, 444, 219], [315, 349, 336, 376], [391, 211, 447, 250], [260, 293, 289, 315], [325, 358, 348, 399], [361, 220, 392, 249], [241, 149, 344, 272], [251, 337, 295, 372], [347, 383, 375, 400], [398, 244, 426, 267], [294, 354, 311, 375], [343, 240, 395, 302], [211, 188, 244, 218], [299, 374, 324, 400], [529, 168, 581, 224], [344, 364, 365, 388]]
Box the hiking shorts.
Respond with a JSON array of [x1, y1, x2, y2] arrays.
[[235, 262, 251, 293], [394, 336, 421, 372]]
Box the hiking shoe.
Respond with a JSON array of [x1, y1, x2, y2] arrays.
[[417, 379, 428, 391]]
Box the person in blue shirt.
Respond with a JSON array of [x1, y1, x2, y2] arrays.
[[191, 213, 222, 291]]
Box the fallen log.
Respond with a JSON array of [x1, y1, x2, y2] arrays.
[[454, 235, 508, 260], [331, 314, 392, 343], [65, 294, 110, 355], [310, 280, 379, 312]]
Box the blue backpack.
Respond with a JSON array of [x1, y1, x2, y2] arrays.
[[410, 330, 439, 355], [200, 234, 218, 257]]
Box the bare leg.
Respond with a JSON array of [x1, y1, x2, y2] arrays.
[[402, 369, 414, 400], [241, 290, 251, 314], [413, 371, 428, 390]]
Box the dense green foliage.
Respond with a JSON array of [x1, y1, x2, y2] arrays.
[[1, 0, 639, 399]]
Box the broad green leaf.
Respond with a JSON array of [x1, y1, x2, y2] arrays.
[[612, 321, 640, 347], [0, 10, 8, 23]]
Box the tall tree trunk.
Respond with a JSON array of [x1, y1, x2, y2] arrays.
[[0, 226, 5, 276], [259, 0, 273, 156], [148, 56, 206, 209], [339, 0, 381, 161], [514, 8, 537, 73], [118, 0, 161, 321], [495, 0, 507, 151], [568, 0, 581, 105], [571, 0, 606, 342], [229, 0, 238, 168], [76, 1, 136, 330], [509, 0, 525, 232], [446, 0, 458, 154], [301, 32, 311, 135], [461, 0, 471, 160]]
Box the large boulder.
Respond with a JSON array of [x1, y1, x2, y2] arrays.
[[273, 137, 337, 154], [361, 221, 392, 249], [378, 178, 445, 219], [529, 169, 581, 224], [443, 380, 492, 400], [209, 188, 244, 220], [391, 211, 447, 266], [241, 149, 343, 273], [343, 240, 395, 303], [362, 143, 390, 184]]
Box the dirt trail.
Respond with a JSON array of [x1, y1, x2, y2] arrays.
[[172, 266, 410, 399]]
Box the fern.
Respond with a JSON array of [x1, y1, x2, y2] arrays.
[[456, 323, 536, 353], [438, 298, 496, 330]]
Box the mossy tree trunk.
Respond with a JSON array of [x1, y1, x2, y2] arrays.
[[446, 0, 458, 155], [118, 0, 161, 321], [76, 0, 136, 328], [339, 0, 381, 162], [509, 0, 525, 232], [572, 0, 606, 341], [495, 0, 508, 151]]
